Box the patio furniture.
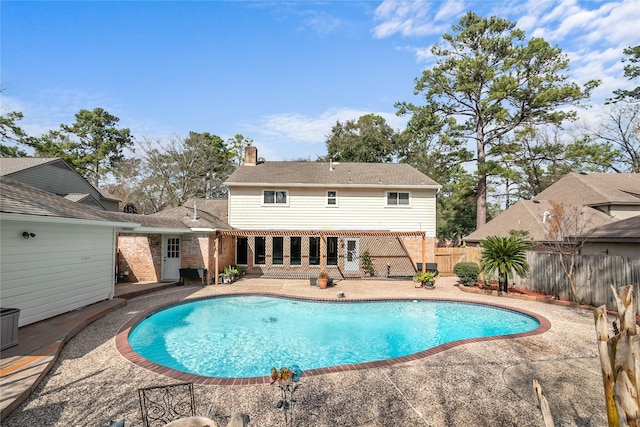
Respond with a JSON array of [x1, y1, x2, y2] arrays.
[[138, 382, 196, 427], [179, 268, 208, 285]]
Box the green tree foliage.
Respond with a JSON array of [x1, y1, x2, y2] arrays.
[[227, 134, 254, 165], [490, 126, 618, 201], [27, 108, 134, 187], [435, 168, 478, 245], [324, 114, 397, 162], [396, 12, 598, 229], [480, 235, 530, 293], [610, 45, 640, 103], [130, 132, 235, 212], [0, 110, 30, 157], [584, 104, 639, 173], [395, 106, 477, 244]]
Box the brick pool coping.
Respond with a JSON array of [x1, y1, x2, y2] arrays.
[[115, 293, 551, 386]]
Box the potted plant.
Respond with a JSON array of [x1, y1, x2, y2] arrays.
[[360, 251, 374, 277], [413, 271, 438, 289], [223, 265, 239, 284], [318, 270, 329, 289]]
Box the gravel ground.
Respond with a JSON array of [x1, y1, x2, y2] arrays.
[[3, 277, 609, 427]]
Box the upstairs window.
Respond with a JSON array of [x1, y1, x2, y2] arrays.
[[263, 190, 288, 205], [387, 191, 410, 206], [327, 190, 338, 206]]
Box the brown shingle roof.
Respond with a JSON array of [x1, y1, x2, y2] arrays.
[[464, 200, 614, 243], [151, 205, 231, 230], [534, 173, 640, 206], [225, 161, 440, 188], [183, 198, 228, 223]]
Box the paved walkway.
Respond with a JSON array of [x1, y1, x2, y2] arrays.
[[0, 281, 176, 421]]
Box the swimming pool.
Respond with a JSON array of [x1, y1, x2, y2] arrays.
[[126, 295, 543, 379]]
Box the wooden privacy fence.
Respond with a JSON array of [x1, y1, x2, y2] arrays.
[[435, 247, 482, 276], [512, 253, 640, 315]]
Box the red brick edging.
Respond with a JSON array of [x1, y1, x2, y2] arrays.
[[115, 293, 551, 385]]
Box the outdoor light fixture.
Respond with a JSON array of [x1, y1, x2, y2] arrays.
[[22, 231, 36, 239]]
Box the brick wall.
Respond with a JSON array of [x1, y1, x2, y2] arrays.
[[117, 234, 162, 282]]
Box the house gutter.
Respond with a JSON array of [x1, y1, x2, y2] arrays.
[[0, 213, 139, 228], [227, 182, 441, 190]]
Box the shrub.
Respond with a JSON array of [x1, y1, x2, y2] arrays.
[[453, 262, 480, 286]]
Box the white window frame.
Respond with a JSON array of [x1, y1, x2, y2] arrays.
[[386, 191, 410, 206], [262, 190, 289, 206], [326, 190, 338, 207]]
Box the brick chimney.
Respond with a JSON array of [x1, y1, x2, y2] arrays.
[[244, 146, 258, 166]]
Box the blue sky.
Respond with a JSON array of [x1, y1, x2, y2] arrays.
[[2, 0, 639, 161]]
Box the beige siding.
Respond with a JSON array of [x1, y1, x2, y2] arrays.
[[228, 186, 437, 236], [0, 220, 115, 326], [609, 205, 640, 220]]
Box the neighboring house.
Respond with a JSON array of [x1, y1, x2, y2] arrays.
[[580, 215, 640, 258], [220, 147, 441, 279], [0, 177, 137, 326], [0, 157, 121, 211], [464, 172, 640, 248], [534, 172, 640, 220]]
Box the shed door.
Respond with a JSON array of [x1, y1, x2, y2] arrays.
[[162, 235, 181, 280]]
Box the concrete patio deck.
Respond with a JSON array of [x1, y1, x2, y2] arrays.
[[1, 277, 611, 426]]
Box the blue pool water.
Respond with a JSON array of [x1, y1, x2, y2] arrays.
[[128, 296, 539, 378]]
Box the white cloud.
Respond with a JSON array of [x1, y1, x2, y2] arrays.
[[372, 1, 437, 38], [244, 107, 409, 160], [298, 10, 342, 36], [434, 0, 466, 22]]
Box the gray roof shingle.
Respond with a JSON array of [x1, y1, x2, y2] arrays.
[[225, 161, 440, 188], [584, 215, 640, 241], [0, 177, 230, 231], [0, 176, 126, 223], [0, 157, 59, 176]]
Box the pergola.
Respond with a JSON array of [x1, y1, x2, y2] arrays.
[[214, 229, 428, 284]]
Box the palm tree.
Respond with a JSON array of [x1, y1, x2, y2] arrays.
[[480, 236, 531, 293]]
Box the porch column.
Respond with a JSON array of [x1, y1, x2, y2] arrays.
[[320, 234, 326, 270], [421, 233, 426, 273]]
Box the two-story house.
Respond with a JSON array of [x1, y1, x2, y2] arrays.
[[117, 147, 441, 284], [219, 147, 441, 280]]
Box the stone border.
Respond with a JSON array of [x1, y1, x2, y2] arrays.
[[115, 293, 551, 385], [457, 283, 640, 323]]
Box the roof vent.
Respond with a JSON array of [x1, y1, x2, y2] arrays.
[[192, 202, 199, 221]]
